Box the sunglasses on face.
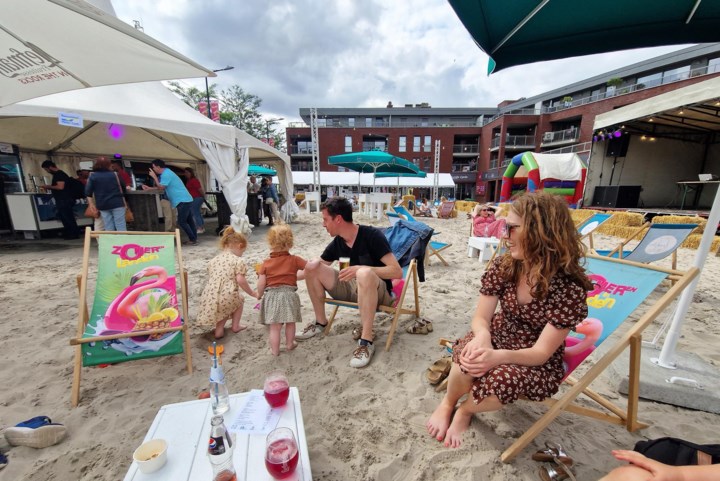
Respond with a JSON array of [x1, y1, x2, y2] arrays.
[[503, 223, 521, 237]]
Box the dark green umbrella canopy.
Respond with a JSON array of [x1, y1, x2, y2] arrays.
[[448, 0, 720, 74], [374, 171, 427, 178], [328, 150, 424, 175], [248, 164, 277, 176]]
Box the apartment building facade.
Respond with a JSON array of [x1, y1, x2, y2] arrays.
[[287, 43, 720, 203]]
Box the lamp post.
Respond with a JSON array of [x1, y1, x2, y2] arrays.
[[265, 117, 284, 144], [204, 65, 234, 120]]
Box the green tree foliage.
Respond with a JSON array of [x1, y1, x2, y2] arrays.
[[166, 82, 286, 152]]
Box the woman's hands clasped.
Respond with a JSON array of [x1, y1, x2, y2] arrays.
[[458, 335, 500, 378]]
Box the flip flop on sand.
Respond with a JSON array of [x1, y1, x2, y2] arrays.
[[538, 458, 577, 481], [532, 442, 574, 467], [426, 357, 451, 385]]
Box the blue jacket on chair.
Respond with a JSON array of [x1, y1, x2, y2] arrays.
[[383, 219, 434, 282]]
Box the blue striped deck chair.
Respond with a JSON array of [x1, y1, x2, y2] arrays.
[[577, 212, 613, 249], [500, 253, 699, 462], [323, 220, 433, 351], [71, 228, 192, 407], [595, 223, 697, 270], [393, 206, 453, 266]]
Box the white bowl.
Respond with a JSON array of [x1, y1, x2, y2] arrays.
[[133, 438, 168, 474]]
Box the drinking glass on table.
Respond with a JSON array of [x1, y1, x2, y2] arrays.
[[265, 427, 299, 480], [263, 371, 289, 408]]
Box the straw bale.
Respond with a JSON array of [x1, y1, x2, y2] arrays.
[[682, 233, 720, 251], [652, 215, 706, 235], [571, 209, 600, 225], [601, 211, 645, 227], [455, 201, 477, 213], [597, 224, 646, 240]]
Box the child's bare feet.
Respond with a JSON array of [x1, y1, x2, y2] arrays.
[[426, 400, 454, 442], [214, 323, 225, 339], [270, 346, 280, 356], [443, 407, 472, 448], [286, 341, 298, 351], [231, 323, 248, 333]]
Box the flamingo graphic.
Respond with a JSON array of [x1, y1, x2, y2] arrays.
[[104, 266, 176, 331], [562, 318, 603, 377]]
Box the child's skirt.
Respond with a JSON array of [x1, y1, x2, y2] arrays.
[[260, 286, 301, 325]]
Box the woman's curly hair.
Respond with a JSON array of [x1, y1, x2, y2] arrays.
[[498, 192, 593, 299], [267, 224, 294, 251]]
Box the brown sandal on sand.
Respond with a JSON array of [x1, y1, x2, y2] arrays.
[[426, 357, 451, 385], [538, 458, 577, 481], [532, 442, 574, 467], [406, 318, 434, 334]]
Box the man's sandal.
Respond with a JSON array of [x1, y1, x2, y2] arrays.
[[532, 442, 574, 467], [406, 318, 433, 334]]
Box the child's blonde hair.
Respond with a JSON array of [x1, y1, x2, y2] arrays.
[[267, 225, 293, 251], [219, 226, 247, 249]]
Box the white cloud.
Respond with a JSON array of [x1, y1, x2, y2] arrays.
[[110, 0, 688, 125]]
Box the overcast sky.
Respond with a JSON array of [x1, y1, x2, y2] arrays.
[[111, 0, 686, 127]]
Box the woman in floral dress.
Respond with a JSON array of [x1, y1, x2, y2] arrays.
[[427, 192, 593, 448]]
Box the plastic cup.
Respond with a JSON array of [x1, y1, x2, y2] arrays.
[[263, 371, 289, 408], [265, 428, 298, 479], [339, 257, 350, 270]]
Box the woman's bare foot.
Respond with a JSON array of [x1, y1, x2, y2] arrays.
[[444, 407, 472, 448], [426, 401, 454, 442], [231, 323, 248, 333]]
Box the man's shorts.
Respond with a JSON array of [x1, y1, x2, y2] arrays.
[[326, 270, 394, 308]]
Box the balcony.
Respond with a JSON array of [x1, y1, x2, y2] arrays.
[[289, 145, 313, 156], [361, 143, 388, 152], [540, 127, 579, 147], [452, 144, 479, 155], [287, 120, 482, 129], [489, 135, 536, 151]]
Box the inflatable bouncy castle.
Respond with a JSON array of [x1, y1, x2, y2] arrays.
[[499, 152, 587, 207]]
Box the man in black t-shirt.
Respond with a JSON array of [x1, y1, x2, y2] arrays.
[[41, 160, 79, 240], [297, 197, 402, 368]]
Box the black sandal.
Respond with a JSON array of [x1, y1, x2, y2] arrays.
[[532, 441, 574, 467], [538, 458, 577, 481]]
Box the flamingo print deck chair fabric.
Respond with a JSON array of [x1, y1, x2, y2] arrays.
[[594, 223, 697, 270], [501, 253, 698, 462], [71, 229, 192, 407], [576, 212, 612, 249]]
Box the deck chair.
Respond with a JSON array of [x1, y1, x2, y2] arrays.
[[500, 254, 698, 462], [595, 222, 697, 270], [576, 212, 613, 249], [71, 228, 192, 407], [323, 219, 433, 351], [438, 201, 455, 219], [393, 206, 453, 266]]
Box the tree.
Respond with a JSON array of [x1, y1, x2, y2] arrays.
[[166, 82, 286, 152]]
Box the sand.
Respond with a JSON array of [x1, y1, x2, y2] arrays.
[[1, 212, 719, 481]]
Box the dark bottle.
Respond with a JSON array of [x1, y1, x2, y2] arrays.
[[208, 415, 235, 481]]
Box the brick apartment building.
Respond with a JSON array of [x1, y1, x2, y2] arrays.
[[286, 43, 720, 203]]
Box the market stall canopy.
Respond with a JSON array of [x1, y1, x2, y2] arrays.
[[375, 171, 427, 178], [0, 81, 292, 233], [328, 151, 425, 175], [249, 165, 277, 176], [291, 171, 455, 188], [448, 0, 720, 74], [0, 0, 214, 106]]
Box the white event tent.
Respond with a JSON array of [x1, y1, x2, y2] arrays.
[[0, 81, 292, 233], [290, 171, 456, 188]]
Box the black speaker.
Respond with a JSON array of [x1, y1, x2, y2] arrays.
[[606, 134, 630, 157], [591, 185, 641, 208]]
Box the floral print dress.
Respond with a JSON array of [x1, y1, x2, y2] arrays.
[[197, 250, 248, 327], [453, 258, 588, 405]]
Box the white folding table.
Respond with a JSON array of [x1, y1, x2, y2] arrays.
[[123, 387, 311, 481]]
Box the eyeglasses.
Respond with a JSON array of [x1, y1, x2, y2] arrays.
[[480, 208, 489, 212], [503, 223, 521, 237]]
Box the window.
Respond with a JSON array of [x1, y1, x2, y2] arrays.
[[365, 117, 372, 127], [423, 135, 431, 152], [348, 117, 355, 127], [413, 136, 421, 152], [344, 136, 352, 153], [399, 136, 407, 152], [421, 117, 429, 127], [709, 57, 720, 74], [637, 72, 662, 88]]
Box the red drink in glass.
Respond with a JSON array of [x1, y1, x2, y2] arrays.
[[264, 379, 289, 408], [265, 438, 299, 479], [213, 470, 237, 481]]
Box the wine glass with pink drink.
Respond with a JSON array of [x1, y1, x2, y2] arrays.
[[265, 427, 298, 479], [263, 371, 289, 408]]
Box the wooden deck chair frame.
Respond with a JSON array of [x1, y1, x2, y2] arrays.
[[70, 228, 192, 407], [323, 259, 420, 351], [601, 222, 696, 271], [576, 212, 613, 250], [438, 201, 455, 219], [499, 254, 699, 462]]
